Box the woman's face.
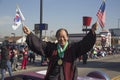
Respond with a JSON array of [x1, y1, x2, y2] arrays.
[[56, 30, 68, 47]]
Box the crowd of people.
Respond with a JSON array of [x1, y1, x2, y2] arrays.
[[78, 45, 120, 65], [0, 40, 42, 80], [89, 46, 119, 59]]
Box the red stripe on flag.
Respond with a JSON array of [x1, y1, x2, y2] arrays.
[[97, 1, 106, 28]]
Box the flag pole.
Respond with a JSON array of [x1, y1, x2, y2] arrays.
[[96, 19, 104, 31], [17, 4, 25, 44], [21, 13, 25, 45], [21, 22, 24, 44]]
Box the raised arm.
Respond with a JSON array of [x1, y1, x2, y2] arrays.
[[75, 22, 98, 57], [22, 25, 45, 56]]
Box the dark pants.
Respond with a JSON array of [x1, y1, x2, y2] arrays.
[[82, 54, 88, 64]]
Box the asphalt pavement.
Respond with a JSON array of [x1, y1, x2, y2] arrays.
[[1, 54, 120, 80]]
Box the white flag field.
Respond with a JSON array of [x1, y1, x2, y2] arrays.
[[12, 6, 25, 30]]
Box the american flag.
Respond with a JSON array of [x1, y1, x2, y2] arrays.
[[97, 0, 106, 28]]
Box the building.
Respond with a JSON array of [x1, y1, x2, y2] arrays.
[[109, 28, 120, 46], [4, 36, 26, 44]]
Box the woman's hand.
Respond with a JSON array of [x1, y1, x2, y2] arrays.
[[22, 25, 31, 35]]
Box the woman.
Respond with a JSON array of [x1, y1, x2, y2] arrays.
[[22, 22, 98, 80]]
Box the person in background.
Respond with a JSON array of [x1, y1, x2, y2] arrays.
[[0, 40, 13, 80], [28, 50, 36, 63], [93, 47, 98, 59], [22, 22, 98, 80], [9, 47, 14, 67], [12, 48, 19, 71], [21, 46, 28, 69], [82, 53, 88, 64]]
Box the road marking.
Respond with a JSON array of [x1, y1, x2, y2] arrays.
[[112, 75, 120, 80]]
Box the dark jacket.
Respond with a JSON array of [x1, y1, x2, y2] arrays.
[[26, 30, 96, 80], [0, 46, 10, 69]]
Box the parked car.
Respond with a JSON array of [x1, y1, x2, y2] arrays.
[[5, 70, 110, 80]]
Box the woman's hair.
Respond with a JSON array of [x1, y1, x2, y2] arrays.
[[55, 28, 68, 37]]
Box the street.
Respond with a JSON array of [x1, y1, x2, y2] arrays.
[[77, 54, 120, 79], [1, 54, 120, 80]]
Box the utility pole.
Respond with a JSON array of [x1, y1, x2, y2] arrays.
[[40, 0, 43, 39]]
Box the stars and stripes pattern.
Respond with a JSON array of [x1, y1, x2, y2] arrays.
[[97, 0, 106, 28]]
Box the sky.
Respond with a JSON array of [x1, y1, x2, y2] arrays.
[[0, 0, 120, 37]]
